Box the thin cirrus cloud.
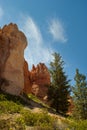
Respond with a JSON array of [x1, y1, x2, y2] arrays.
[[48, 18, 67, 43], [22, 17, 43, 45], [21, 16, 53, 69], [0, 7, 4, 19]]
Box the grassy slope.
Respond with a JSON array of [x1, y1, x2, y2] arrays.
[[0, 92, 87, 130]]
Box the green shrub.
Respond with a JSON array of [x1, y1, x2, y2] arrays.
[[28, 94, 42, 103], [0, 92, 28, 105], [0, 93, 7, 101], [0, 101, 22, 114], [69, 120, 87, 130], [28, 94, 50, 108], [20, 109, 37, 126], [63, 118, 87, 130], [16, 116, 26, 130], [20, 109, 54, 128]]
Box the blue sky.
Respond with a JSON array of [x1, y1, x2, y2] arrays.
[[0, 0, 87, 85]]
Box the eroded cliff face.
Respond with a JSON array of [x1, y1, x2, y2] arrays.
[[23, 62, 50, 100], [0, 23, 27, 95], [30, 63, 50, 100], [0, 23, 50, 98], [23, 60, 32, 93]]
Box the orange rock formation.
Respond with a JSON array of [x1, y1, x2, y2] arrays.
[[0, 23, 27, 95], [0, 23, 50, 100], [30, 63, 50, 100], [23, 60, 32, 93], [23, 62, 51, 100]]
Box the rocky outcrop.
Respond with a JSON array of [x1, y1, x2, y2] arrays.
[[0, 23, 50, 99], [23, 62, 51, 100], [30, 63, 50, 100], [0, 32, 10, 78], [0, 23, 27, 95], [23, 60, 32, 93]]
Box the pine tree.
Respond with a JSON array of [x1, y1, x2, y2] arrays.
[[48, 52, 70, 115], [73, 69, 87, 119]]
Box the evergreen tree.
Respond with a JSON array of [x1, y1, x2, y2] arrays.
[[73, 69, 87, 119], [48, 52, 70, 115]]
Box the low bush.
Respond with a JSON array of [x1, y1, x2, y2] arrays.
[[0, 101, 22, 114], [69, 119, 87, 130], [0, 92, 28, 105], [19, 109, 54, 129], [61, 117, 87, 130], [28, 94, 42, 103]]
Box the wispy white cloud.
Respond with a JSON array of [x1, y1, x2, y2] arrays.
[[20, 16, 53, 69], [22, 17, 43, 45], [0, 7, 4, 19], [48, 18, 67, 43]]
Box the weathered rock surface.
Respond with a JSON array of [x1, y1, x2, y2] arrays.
[[0, 23, 27, 95], [0, 23, 50, 99], [23, 60, 32, 93], [30, 63, 50, 100], [23, 62, 51, 100]]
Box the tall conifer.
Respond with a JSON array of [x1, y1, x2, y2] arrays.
[[48, 52, 70, 115], [73, 69, 87, 119]]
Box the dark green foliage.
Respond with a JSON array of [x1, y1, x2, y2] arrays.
[[0, 92, 23, 114], [0, 91, 29, 105], [72, 69, 87, 119], [48, 52, 71, 115]]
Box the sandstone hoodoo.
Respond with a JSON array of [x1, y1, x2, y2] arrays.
[[23, 62, 51, 100], [30, 63, 50, 100], [0, 23, 27, 95]]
